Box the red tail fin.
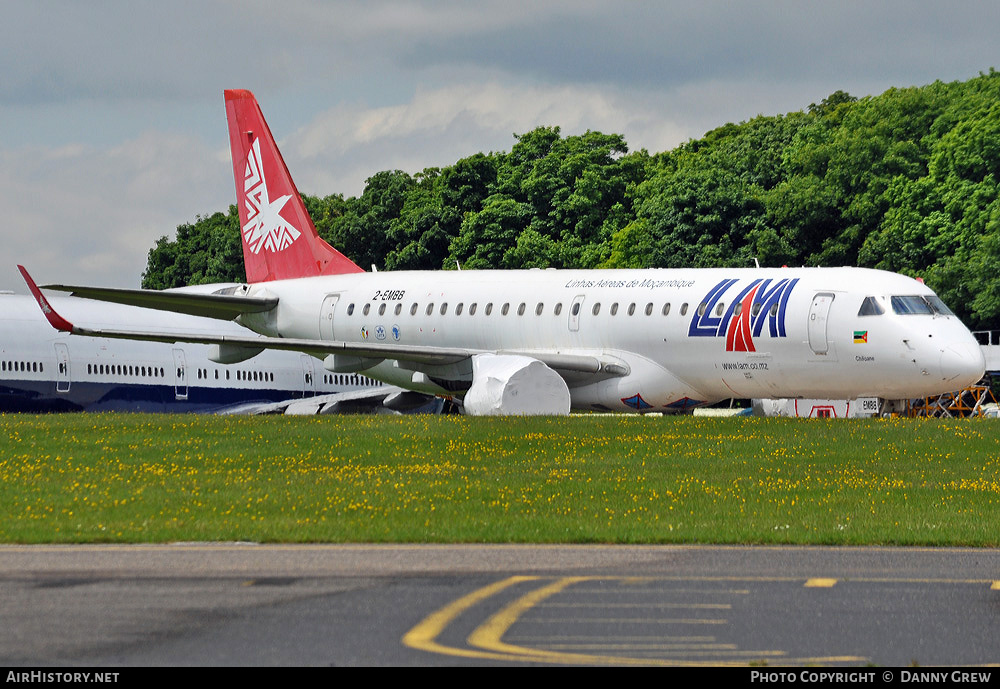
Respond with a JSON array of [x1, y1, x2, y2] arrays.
[[224, 89, 363, 282]]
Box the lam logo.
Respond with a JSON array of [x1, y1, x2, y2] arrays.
[[688, 278, 799, 352], [241, 138, 302, 254]]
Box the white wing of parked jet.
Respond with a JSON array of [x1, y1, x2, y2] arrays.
[[21, 267, 610, 374], [0, 289, 406, 414]]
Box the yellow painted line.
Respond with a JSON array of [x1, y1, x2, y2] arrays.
[[465, 578, 745, 666], [405, 576, 739, 666], [466, 576, 591, 660], [572, 585, 750, 595], [538, 643, 740, 651], [991, 581, 1000, 590], [563, 649, 790, 658], [532, 617, 728, 625], [541, 602, 731, 609], [402, 575, 539, 662], [403, 575, 872, 666], [574, 589, 751, 596], [804, 578, 838, 588], [512, 635, 718, 642]]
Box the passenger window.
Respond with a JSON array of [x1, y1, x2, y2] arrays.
[[554, 303, 563, 316], [662, 303, 670, 316], [645, 303, 653, 316], [592, 303, 601, 316], [502, 303, 510, 316], [517, 303, 526, 316], [410, 303, 418, 316], [571, 303, 580, 316], [628, 303, 636, 316], [470, 303, 478, 315], [440, 303, 448, 315], [697, 302, 707, 317], [611, 302, 619, 316], [680, 303, 689, 316], [378, 303, 386, 316], [486, 303, 493, 315], [426, 303, 434, 316], [395, 303, 402, 316], [715, 302, 725, 316], [347, 303, 355, 316], [456, 303, 463, 316], [363, 303, 371, 316]]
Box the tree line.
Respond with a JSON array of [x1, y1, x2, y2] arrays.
[[143, 71, 1000, 330]]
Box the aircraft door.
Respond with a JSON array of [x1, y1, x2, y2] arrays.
[[320, 293, 340, 340], [568, 295, 586, 332], [808, 293, 835, 355], [300, 355, 316, 397], [172, 348, 188, 400], [53, 342, 70, 393]]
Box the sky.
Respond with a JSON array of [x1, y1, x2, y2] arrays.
[[2, 0, 1000, 291]]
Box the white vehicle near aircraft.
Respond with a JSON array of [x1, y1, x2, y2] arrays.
[[751, 398, 880, 418], [18, 90, 987, 416], [0, 290, 404, 414]]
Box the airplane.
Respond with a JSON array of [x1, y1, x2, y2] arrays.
[[0, 289, 428, 414], [17, 89, 987, 415]]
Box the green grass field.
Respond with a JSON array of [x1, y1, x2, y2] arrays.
[[2, 413, 998, 545]]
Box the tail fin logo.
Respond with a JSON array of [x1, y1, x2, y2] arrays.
[[241, 138, 302, 255]]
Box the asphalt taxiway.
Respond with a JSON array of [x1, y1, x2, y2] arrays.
[[2, 544, 998, 666]]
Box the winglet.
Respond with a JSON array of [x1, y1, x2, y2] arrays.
[[17, 265, 75, 333]]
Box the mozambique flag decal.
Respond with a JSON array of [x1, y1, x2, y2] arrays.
[[853, 330, 868, 344]]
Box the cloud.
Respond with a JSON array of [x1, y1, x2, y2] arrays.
[[2, 0, 998, 292], [283, 81, 691, 196], [396, 1, 1000, 88], [1, 132, 229, 290]]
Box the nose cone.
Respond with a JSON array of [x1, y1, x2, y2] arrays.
[[939, 341, 986, 387]]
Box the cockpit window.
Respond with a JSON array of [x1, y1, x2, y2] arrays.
[[925, 295, 956, 316], [890, 295, 934, 315], [858, 296, 885, 316]]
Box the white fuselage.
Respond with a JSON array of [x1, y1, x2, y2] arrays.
[[238, 266, 986, 413], [0, 293, 381, 413]]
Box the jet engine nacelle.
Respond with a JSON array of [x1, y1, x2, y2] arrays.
[[463, 354, 570, 416]]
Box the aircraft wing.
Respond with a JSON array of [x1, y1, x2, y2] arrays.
[[39, 282, 276, 320], [217, 386, 443, 416], [19, 266, 607, 374]]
